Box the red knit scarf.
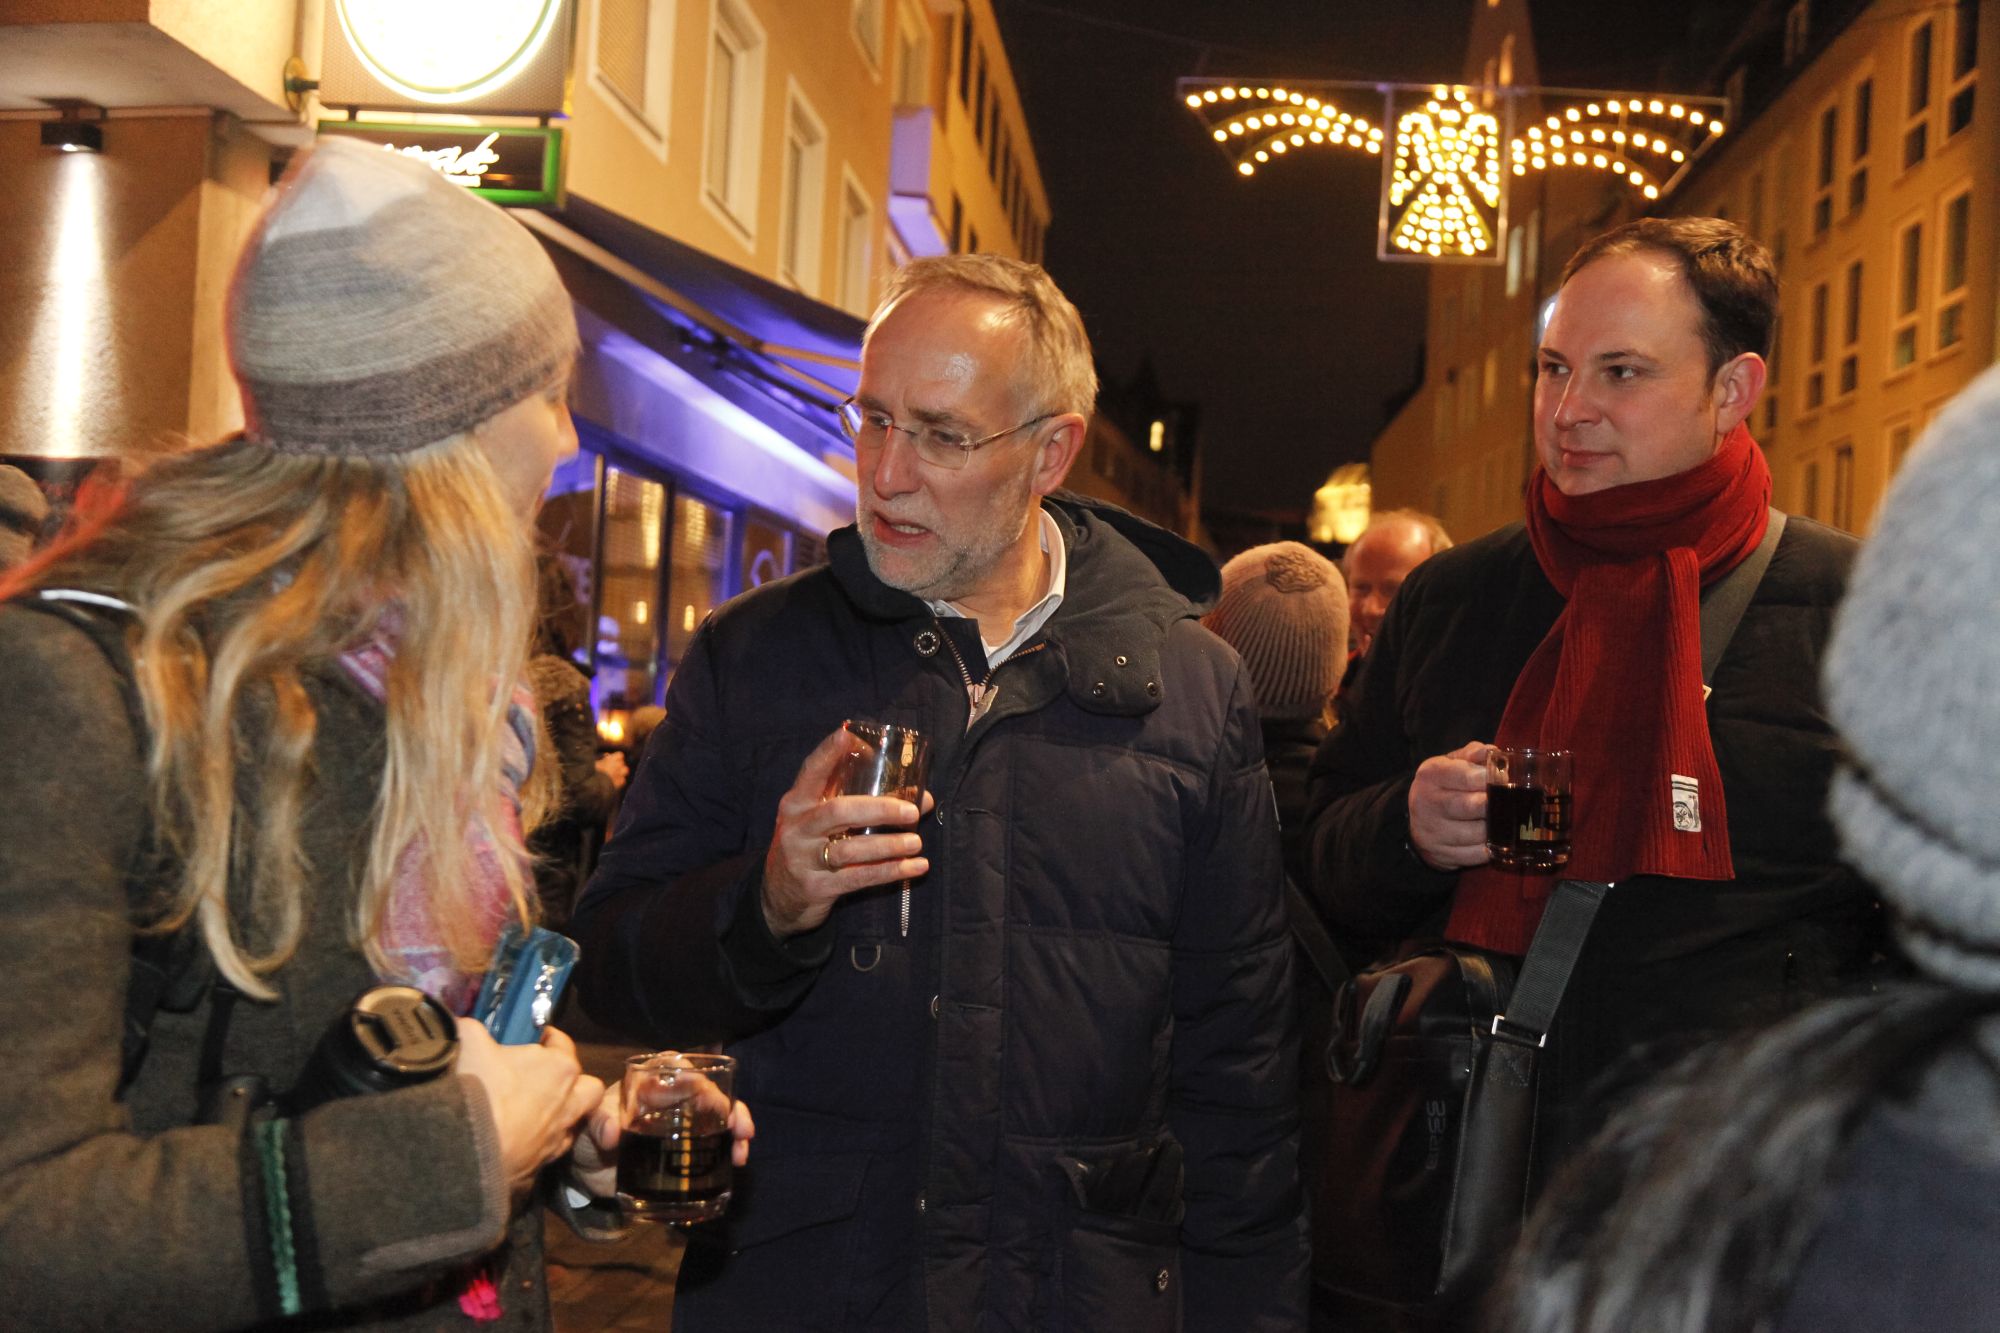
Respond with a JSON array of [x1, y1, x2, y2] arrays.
[[1445, 425, 1772, 954]]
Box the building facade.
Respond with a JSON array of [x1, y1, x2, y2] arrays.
[[0, 0, 1084, 715], [1366, 0, 1996, 543]]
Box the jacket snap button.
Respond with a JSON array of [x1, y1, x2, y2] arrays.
[[914, 628, 940, 656], [851, 943, 882, 972], [929, 994, 940, 1019], [1090, 681, 1107, 697], [1145, 680, 1159, 697], [934, 806, 946, 825], [1115, 654, 1129, 667], [917, 1193, 927, 1214], [1154, 1269, 1170, 1293]]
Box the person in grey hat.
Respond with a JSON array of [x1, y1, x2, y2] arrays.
[[0, 138, 746, 1331], [0, 463, 49, 569], [1492, 364, 2000, 1333]]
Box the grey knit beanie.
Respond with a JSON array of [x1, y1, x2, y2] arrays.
[[1825, 364, 2000, 990], [227, 137, 578, 456], [1203, 541, 1350, 722], [0, 464, 49, 569]]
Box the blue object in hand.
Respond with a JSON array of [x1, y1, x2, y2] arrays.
[[472, 923, 579, 1044]]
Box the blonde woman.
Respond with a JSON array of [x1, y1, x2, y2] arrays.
[[0, 141, 723, 1330]]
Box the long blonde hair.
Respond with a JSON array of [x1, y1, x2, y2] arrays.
[[16, 432, 555, 998]]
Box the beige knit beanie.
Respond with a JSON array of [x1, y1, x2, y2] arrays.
[[227, 137, 578, 456], [1204, 541, 1350, 722]]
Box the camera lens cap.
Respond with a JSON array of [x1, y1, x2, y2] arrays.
[[346, 985, 459, 1077]]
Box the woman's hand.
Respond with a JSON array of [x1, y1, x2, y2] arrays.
[[453, 1019, 604, 1200]]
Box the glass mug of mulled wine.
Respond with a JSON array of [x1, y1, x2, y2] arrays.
[[821, 719, 931, 836], [1484, 746, 1574, 871], [617, 1052, 737, 1224]]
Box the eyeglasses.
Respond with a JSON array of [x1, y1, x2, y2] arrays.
[[837, 397, 1056, 471]]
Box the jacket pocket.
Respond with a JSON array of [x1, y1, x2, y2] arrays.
[[1047, 1145, 1186, 1333]]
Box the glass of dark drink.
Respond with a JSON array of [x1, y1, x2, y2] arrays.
[[822, 719, 930, 837], [1485, 746, 1573, 871], [617, 1052, 737, 1224]]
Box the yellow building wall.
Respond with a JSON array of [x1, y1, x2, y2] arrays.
[[1678, 0, 1998, 534]]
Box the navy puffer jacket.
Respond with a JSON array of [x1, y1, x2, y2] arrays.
[[574, 493, 1309, 1332]]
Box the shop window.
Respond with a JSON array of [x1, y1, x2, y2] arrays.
[[1937, 187, 1970, 351], [779, 89, 827, 294], [598, 467, 669, 711], [741, 515, 792, 591], [1904, 19, 1933, 169], [705, 0, 766, 237], [1891, 217, 1922, 370], [537, 450, 602, 667], [666, 491, 733, 672]]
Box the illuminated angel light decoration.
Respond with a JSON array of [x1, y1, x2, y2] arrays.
[[1179, 77, 1727, 264], [1389, 88, 1501, 258]]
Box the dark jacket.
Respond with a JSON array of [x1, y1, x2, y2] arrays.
[[1303, 517, 1884, 1168], [572, 494, 1310, 1332], [0, 605, 534, 1331]]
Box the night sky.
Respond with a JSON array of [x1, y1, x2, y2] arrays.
[[994, 0, 1705, 518]]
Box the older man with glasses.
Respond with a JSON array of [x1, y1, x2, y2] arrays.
[[572, 255, 1308, 1332]]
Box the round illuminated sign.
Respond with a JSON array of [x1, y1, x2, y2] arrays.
[[335, 0, 565, 104]]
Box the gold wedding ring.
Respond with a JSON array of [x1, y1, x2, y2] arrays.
[[820, 839, 835, 871]]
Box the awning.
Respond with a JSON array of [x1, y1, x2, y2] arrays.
[[515, 196, 863, 421]]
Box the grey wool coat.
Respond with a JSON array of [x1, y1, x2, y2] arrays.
[[0, 604, 544, 1332]]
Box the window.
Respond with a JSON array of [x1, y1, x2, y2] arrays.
[[1848, 77, 1872, 213], [740, 514, 792, 591], [704, 0, 767, 237], [1937, 187, 1970, 350], [1892, 217, 1922, 370], [1839, 260, 1861, 396], [778, 89, 826, 293], [956, 14, 973, 105], [1948, 0, 1978, 137], [852, 0, 885, 74], [1784, 0, 1811, 66], [837, 173, 874, 316], [1812, 102, 1837, 236], [973, 45, 987, 143], [894, 2, 929, 107], [592, 0, 677, 157], [1905, 20, 1933, 168], [666, 491, 733, 674], [1802, 459, 1822, 520], [1805, 280, 1828, 410], [1831, 443, 1854, 530], [1888, 420, 1914, 474], [986, 90, 1001, 174], [949, 192, 963, 253], [599, 468, 668, 710]]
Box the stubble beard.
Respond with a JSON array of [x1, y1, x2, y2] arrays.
[[857, 471, 1039, 605]]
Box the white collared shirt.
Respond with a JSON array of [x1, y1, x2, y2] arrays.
[[926, 507, 1067, 668]]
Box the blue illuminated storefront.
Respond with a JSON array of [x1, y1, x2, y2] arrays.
[[519, 197, 864, 728]]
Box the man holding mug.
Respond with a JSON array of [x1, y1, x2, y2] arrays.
[[574, 256, 1308, 1331], [1305, 217, 1884, 1185]]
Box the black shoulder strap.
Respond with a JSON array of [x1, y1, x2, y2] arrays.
[[1498, 511, 1787, 1043], [1699, 508, 1786, 687], [1285, 873, 1353, 995], [16, 591, 179, 1094]]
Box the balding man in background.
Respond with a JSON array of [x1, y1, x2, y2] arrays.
[[1341, 509, 1451, 661]]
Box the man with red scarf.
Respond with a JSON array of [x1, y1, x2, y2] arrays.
[[1303, 217, 1884, 1185]]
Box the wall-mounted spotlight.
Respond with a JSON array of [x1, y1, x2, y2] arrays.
[[41, 109, 104, 154]]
